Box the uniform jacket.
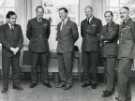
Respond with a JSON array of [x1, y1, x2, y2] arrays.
[[101, 22, 119, 57], [26, 18, 50, 53], [81, 16, 102, 52], [118, 18, 135, 59]]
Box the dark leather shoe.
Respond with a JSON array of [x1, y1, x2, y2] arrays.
[[126, 97, 131, 101], [55, 82, 66, 88], [1, 88, 8, 93], [81, 82, 91, 88], [43, 82, 52, 88], [13, 86, 23, 90], [91, 83, 97, 89], [102, 90, 113, 97], [115, 96, 131, 101], [115, 97, 122, 101], [63, 84, 72, 90], [30, 83, 38, 88], [115, 97, 128, 101]]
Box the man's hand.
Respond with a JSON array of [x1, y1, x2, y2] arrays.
[[10, 47, 20, 55], [10, 47, 15, 54], [15, 47, 19, 53]]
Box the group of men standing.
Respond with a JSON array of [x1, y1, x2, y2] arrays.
[[0, 4, 134, 101]]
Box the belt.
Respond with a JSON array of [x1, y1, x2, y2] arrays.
[[104, 41, 113, 43]]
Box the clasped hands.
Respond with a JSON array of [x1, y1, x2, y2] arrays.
[[10, 47, 20, 55]]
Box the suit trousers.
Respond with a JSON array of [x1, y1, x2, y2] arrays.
[[104, 57, 116, 91], [57, 52, 73, 85], [81, 51, 98, 84], [117, 58, 132, 101], [31, 52, 49, 83], [2, 52, 21, 89]]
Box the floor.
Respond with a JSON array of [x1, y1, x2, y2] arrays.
[[0, 81, 135, 101]]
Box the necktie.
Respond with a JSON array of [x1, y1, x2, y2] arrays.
[[37, 18, 42, 23], [121, 21, 126, 28], [87, 18, 89, 24], [60, 21, 64, 31], [106, 24, 109, 32], [11, 25, 14, 31]]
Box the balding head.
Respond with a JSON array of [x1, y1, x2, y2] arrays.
[[84, 5, 93, 18]]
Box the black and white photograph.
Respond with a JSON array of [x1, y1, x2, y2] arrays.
[[0, 0, 135, 101]]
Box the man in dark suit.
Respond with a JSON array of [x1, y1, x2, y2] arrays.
[[81, 5, 102, 89], [55, 7, 79, 90], [26, 6, 51, 88], [115, 7, 135, 101], [0, 11, 23, 93], [100, 11, 118, 97]]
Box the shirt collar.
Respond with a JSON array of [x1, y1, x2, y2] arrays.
[[8, 23, 11, 27], [8, 23, 14, 29], [88, 16, 93, 20], [61, 17, 69, 24], [36, 17, 43, 23], [123, 17, 131, 24]]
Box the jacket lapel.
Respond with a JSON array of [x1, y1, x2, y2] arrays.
[[60, 18, 70, 32], [5, 23, 10, 30], [89, 17, 95, 25]]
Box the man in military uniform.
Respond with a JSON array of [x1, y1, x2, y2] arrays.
[[81, 5, 102, 89], [56, 7, 79, 90], [100, 11, 119, 97], [26, 6, 51, 88], [0, 11, 23, 93], [115, 7, 135, 101]]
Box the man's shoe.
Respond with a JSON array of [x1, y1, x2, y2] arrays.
[[55, 82, 66, 88], [43, 82, 52, 88], [115, 96, 127, 101], [126, 97, 131, 101], [63, 84, 72, 90], [13, 86, 23, 90], [102, 90, 113, 97], [1, 88, 8, 93], [81, 82, 91, 88], [29, 83, 38, 88]]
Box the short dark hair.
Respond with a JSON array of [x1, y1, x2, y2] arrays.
[[104, 11, 113, 17], [35, 5, 44, 12], [6, 11, 16, 19], [59, 7, 68, 13], [122, 6, 129, 11]]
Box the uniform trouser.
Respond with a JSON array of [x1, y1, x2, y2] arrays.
[[104, 57, 116, 91], [117, 58, 132, 101], [31, 52, 49, 83], [82, 51, 98, 84], [57, 52, 73, 85], [2, 52, 21, 89]]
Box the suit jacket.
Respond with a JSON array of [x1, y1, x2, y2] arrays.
[[26, 18, 50, 53], [0, 23, 23, 57], [56, 18, 79, 53], [101, 22, 119, 58], [118, 18, 135, 59], [81, 17, 102, 52]]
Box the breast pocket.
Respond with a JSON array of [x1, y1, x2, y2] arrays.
[[120, 26, 132, 40], [42, 23, 48, 29], [86, 24, 97, 35]]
